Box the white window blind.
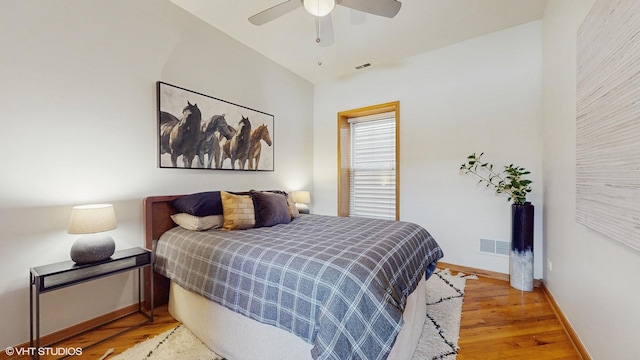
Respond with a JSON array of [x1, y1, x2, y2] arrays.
[[349, 112, 396, 220]]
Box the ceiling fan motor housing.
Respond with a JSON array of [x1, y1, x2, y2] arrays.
[[303, 0, 336, 17]]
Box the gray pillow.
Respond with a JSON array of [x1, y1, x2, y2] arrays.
[[250, 190, 291, 227]]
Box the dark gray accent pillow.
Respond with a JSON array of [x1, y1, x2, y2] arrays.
[[170, 191, 223, 217], [250, 190, 291, 227]]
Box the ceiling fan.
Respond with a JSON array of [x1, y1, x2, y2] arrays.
[[248, 0, 402, 47]]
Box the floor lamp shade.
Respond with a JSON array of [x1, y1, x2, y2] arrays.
[[68, 204, 117, 264]]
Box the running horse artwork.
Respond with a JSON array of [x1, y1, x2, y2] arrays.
[[248, 124, 272, 170], [157, 82, 274, 171], [197, 114, 232, 169], [159, 111, 179, 156], [228, 116, 252, 170], [168, 101, 201, 168]]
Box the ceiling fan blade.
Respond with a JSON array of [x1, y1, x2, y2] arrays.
[[338, 0, 401, 18], [249, 0, 303, 26], [315, 15, 334, 47]]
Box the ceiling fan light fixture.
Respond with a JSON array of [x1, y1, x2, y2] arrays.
[[303, 0, 335, 17]]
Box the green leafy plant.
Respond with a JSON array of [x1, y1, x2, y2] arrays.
[[460, 152, 532, 205]]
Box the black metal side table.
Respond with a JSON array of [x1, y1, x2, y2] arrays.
[[29, 247, 153, 359]]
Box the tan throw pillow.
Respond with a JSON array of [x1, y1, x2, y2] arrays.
[[221, 191, 255, 230], [286, 192, 300, 219], [171, 213, 223, 231]]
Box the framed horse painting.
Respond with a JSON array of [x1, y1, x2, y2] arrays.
[[157, 81, 274, 171]]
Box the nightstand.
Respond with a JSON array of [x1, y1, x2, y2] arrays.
[[29, 247, 153, 359]]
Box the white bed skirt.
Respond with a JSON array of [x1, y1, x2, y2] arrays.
[[168, 276, 427, 360]]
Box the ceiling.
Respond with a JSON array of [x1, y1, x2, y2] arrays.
[[170, 0, 548, 84]]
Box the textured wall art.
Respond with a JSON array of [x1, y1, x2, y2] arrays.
[[576, 0, 640, 251]]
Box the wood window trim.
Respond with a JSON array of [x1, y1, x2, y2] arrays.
[[337, 101, 400, 220]]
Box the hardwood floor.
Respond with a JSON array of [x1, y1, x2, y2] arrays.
[[5, 274, 582, 360], [5, 308, 179, 360], [458, 275, 582, 360]]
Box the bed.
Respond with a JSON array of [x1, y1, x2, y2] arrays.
[[143, 191, 443, 360]]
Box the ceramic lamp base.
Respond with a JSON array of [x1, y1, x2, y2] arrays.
[[70, 234, 115, 264], [295, 203, 310, 214]]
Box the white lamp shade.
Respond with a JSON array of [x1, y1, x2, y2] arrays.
[[68, 204, 117, 234], [293, 191, 311, 204], [303, 0, 335, 17]]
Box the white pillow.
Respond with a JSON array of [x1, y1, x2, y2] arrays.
[[171, 213, 224, 231]]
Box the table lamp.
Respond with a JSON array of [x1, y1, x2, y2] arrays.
[[292, 191, 311, 214], [67, 204, 117, 264]]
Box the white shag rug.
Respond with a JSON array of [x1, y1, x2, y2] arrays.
[[111, 324, 222, 360], [111, 268, 474, 360]]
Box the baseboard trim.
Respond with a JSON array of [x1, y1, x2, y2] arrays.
[[437, 261, 543, 287], [1, 302, 145, 360], [541, 282, 591, 360]]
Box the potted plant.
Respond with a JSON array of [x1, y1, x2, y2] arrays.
[[460, 152, 534, 291]]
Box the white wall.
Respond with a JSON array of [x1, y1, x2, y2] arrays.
[[313, 22, 543, 277], [0, 0, 313, 349], [542, 1, 640, 358], [8, 2, 638, 357]]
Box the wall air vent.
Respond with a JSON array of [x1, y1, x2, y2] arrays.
[[480, 238, 510, 256]]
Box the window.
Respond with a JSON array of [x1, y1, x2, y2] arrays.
[[338, 102, 399, 220]]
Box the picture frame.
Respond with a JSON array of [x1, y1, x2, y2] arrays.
[[157, 81, 274, 171]]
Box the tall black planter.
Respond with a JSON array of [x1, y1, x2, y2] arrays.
[[510, 202, 534, 291]]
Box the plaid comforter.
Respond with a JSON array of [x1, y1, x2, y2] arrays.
[[154, 215, 443, 360]]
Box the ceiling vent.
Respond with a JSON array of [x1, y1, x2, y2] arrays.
[[355, 63, 372, 70]]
